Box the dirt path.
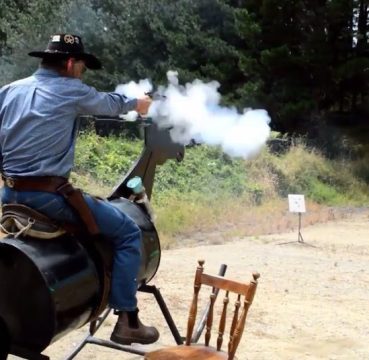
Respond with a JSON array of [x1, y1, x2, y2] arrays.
[[16, 210, 369, 360]]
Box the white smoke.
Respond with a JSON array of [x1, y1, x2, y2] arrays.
[[115, 71, 271, 159], [116, 79, 153, 98], [115, 79, 153, 122]]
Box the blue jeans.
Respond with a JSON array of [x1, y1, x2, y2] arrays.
[[1, 187, 141, 311]]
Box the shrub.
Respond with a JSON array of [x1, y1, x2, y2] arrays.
[[73, 131, 369, 246]]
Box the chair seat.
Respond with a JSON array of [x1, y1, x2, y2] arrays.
[[145, 344, 231, 360]]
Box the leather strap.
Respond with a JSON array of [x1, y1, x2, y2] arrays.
[[2, 175, 67, 192], [2, 175, 99, 235], [57, 182, 99, 235], [1, 203, 79, 237]]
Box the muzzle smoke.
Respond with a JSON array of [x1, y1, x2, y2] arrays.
[[116, 71, 271, 159]]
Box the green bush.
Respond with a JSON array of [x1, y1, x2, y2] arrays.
[[74, 132, 142, 185], [74, 131, 369, 206], [73, 131, 369, 244], [266, 142, 369, 205], [153, 145, 249, 200]]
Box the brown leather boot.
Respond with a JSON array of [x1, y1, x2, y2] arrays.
[[110, 308, 160, 345]]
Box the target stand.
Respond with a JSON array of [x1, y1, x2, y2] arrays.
[[278, 194, 315, 247]]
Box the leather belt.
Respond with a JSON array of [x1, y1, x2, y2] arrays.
[[2, 175, 68, 192], [2, 175, 99, 235]]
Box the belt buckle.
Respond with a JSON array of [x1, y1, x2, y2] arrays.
[[5, 178, 15, 188]]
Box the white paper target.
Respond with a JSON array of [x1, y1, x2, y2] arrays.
[[288, 194, 306, 213]]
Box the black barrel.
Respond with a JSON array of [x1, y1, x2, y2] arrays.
[[0, 197, 160, 353]]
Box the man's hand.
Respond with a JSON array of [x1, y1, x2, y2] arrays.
[[135, 96, 152, 115]]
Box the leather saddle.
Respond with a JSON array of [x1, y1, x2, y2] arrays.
[[0, 204, 68, 239]]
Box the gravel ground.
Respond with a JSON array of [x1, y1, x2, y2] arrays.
[[20, 209, 368, 360]]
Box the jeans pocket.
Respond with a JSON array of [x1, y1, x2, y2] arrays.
[[37, 197, 64, 213], [21, 193, 61, 211], [13, 191, 76, 223], [36, 196, 77, 224]]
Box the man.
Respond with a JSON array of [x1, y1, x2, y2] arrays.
[[0, 34, 159, 345]]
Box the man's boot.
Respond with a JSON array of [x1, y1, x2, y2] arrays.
[[110, 308, 160, 345]]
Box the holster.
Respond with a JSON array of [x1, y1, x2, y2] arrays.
[[56, 182, 99, 235]]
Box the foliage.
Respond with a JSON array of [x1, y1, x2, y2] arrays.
[[74, 131, 369, 205], [1, 0, 369, 135], [72, 131, 368, 245], [153, 145, 249, 200], [1, 1, 369, 247], [265, 141, 369, 205], [74, 130, 142, 184]]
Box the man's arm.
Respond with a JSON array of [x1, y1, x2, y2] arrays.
[[76, 83, 151, 116]]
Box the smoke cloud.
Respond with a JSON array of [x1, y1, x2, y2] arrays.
[[115, 71, 271, 159]]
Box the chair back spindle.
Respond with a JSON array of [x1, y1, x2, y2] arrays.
[[187, 260, 259, 358], [217, 290, 229, 351], [185, 259, 204, 345], [228, 294, 241, 354], [205, 292, 216, 346], [145, 260, 259, 360]]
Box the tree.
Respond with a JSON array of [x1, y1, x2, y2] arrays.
[[82, 0, 260, 110], [0, 0, 104, 85], [1, 0, 368, 134]]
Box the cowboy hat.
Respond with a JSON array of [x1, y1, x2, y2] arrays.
[[29, 33, 102, 70]]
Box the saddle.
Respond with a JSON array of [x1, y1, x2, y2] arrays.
[[0, 204, 70, 239], [1, 175, 99, 235]]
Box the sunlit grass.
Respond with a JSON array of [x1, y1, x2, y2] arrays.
[[73, 132, 369, 248]]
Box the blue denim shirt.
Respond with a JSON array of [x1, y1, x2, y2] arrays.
[[0, 68, 137, 177]]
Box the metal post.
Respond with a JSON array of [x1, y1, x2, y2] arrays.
[[298, 213, 304, 243], [278, 212, 315, 247], [64, 284, 184, 359], [139, 284, 184, 345]]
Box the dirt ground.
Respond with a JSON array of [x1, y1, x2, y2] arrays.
[[9, 209, 369, 360]]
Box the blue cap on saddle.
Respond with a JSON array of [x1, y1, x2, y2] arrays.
[[127, 176, 144, 194]]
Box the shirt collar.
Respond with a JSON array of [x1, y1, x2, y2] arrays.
[[34, 68, 61, 77]]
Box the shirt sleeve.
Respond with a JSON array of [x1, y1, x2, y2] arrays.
[[0, 86, 5, 172], [75, 82, 138, 116]]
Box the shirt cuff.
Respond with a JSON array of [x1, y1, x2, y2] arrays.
[[124, 98, 137, 113]]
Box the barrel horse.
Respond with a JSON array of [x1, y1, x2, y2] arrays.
[[0, 122, 185, 359]]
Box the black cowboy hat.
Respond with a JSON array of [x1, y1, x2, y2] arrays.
[[28, 34, 102, 70]]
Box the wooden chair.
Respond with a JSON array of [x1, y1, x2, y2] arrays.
[[145, 260, 260, 360]]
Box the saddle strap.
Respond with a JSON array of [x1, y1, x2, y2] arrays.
[[0, 204, 68, 239], [0, 216, 35, 238]]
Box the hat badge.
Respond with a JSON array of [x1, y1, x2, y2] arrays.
[[28, 33, 102, 70], [64, 34, 75, 44]]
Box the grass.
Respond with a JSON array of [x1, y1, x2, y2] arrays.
[[72, 131, 369, 248]]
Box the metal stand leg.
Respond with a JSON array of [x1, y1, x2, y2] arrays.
[[64, 307, 146, 360], [298, 213, 304, 243], [139, 284, 184, 345], [278, 213, 315, 247], [64, 285, 183, 359]]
